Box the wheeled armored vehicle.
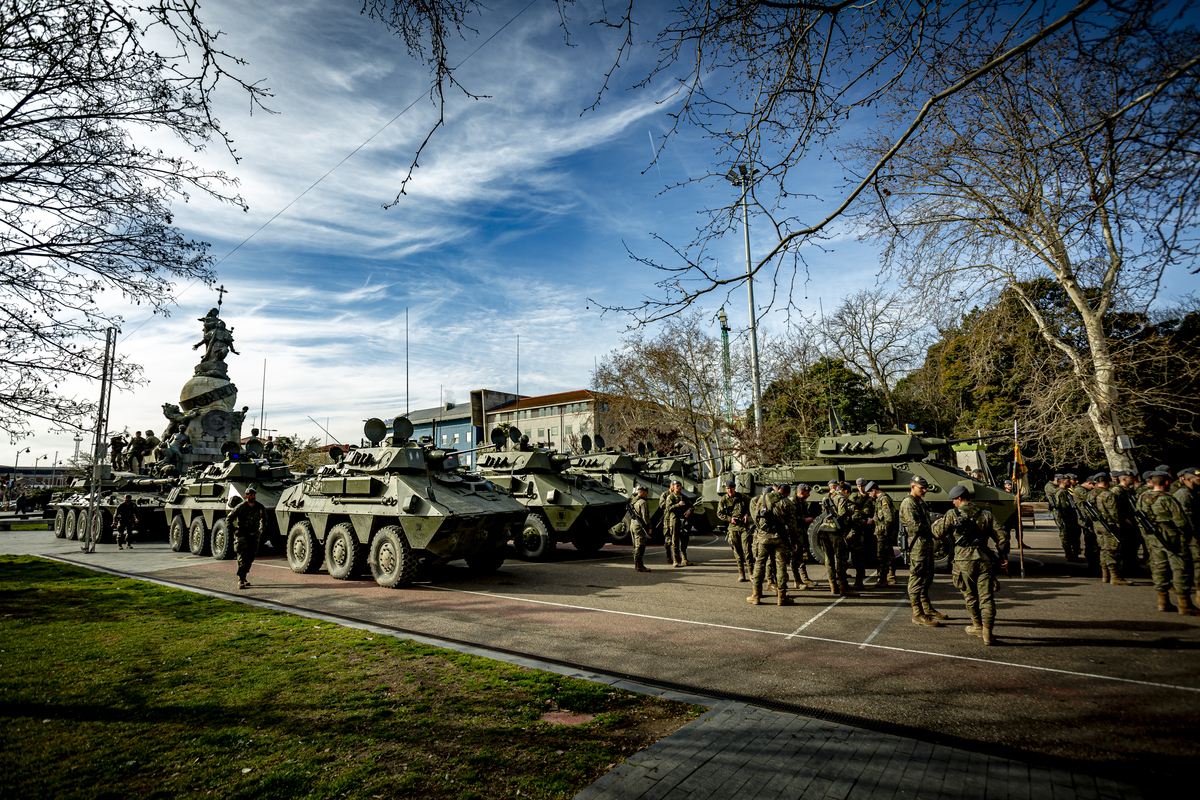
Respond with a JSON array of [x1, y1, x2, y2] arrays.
[[474, 430, 629, 560], [275, 418, 527, 588], [51, 468, 176, 544]]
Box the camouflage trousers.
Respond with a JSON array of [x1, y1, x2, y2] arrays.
[[847, 529, 874, 581], [234, 531, 260, 580], [1057, 518, 1081, 558], [752, 536, 790, 591], [1081, 524, 1100, 570], [1147, 534, 1194, 595], [788, 534, 812, 571], [1098, 529, 1122, 572], [819, 530, 849, 587], [952, 558, 1000, 627], [907, 543, 935, 609], [663, 523, 689, 565], [631, 523, 649, 564], [727, 527, 754, 570], [875, 532, 896, 576], [114, 520, 135, 546]]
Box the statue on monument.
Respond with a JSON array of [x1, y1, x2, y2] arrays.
[[193, 307, 239, 378]]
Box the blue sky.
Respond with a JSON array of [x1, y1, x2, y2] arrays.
[[9, 0, 1199, 466]]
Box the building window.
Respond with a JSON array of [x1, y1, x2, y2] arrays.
[[551, 427, 558, 436], [466, 431, 472, 443], [441, 434, 447, 444], [453, 433, 459, 444], [565, 425, 572, 436], [524, 429, 531, 439], [538, 428, 545, 439]]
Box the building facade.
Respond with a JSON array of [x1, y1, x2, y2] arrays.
[[485, 390, 608, 453]]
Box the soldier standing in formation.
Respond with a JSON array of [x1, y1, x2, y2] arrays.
[[1113, 471, 1143, 571], [229, 486, 266, 590], [1055, 473, 1082, 561], [1175, 467, 1200, 603], [717, 480, 753, 581], [790, 484, 818, 589], [660, 479, 693, 567], [848, 478, 874, 591], [629, 485, 652, 573], [868, 481, 897, 587], [901, 476, 941, 627], [936, 484, 1009, 645], [114, 494, 137, 550], [1088, 473, 1133, 585], [1139, 472, 1198, 615], [1073, 476, 1100, 571], [747, 482, 795, 606]]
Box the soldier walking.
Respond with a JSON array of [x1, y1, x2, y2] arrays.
[[868, 481, 897, 587], [901, 476, 941, 626], [660, 479, 693, 567], [629, 485, 652, 573], [1140, 472, 1198, 615], [717, 480, 752, 581], [229, 486, 266, 589], [790, 484, 818, 589], [114, 494, 138, 550], [747, 483, 794, 606], [936, 484, 1009, 645]]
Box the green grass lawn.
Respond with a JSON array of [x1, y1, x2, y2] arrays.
[[0, 556, 702, 799]]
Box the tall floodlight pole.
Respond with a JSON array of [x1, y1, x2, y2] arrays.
[[718, 308, 734, 451], [725, 165, 762, 436]]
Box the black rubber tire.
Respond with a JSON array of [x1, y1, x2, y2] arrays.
[[210, 518, 233, 561], [76, 508, 91, 542], [168, 515, 188, 552], [189, 517, 210, 556], [54, 508, 67, 539], [931, 513, 953, 572], [286, 520, 323, 574], [369, 525, 417, 588], [607, 519, 632, 545], [514, 514, 554, 561], [64, 509, 78, 541], [464, 547, 506, 575], [91, 510, 113, 544], [808, 513, 831, 563], [325, 523, 363, 580]]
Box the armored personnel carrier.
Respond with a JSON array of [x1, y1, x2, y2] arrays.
[[567, 437, 706, 545], [274, 418, 527, 588], [637, 454, 719, 535], [162, 440, 299, 559], [705, 426, 1018, 569], [474, 430, 629, 560], [51, 468, 176, 543]]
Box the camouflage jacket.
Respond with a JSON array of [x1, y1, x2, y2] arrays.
[[1043, 481, 1059, 504], [826, 492, 854, 535], [850, 492, 874, 528], [630, 497, 651, 533], [127, 436, 147, 457], [1055, 487, 1079, 526], [228, 499, 265, 535], [1091, 487, 1120, 526], [1071, 485, 1093, 527], [659, 490, 691, 530], [1111, 484, 1136, 525], [717, 492, 751, 532], [1174, 486, 1198, 540], [1141, 489, 1194, 548], [937, 501, 1009, 564], [899, 494, 933, 551], [114, 500, 138, 526], [794, 498, 819, 532], [873, 493, 897, 537], [754, 491, 793, 542]]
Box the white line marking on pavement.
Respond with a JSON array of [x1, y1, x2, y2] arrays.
[[786, 597, 845, 638], [427, 585, 1200, 694], [860, 601, 907, 649]]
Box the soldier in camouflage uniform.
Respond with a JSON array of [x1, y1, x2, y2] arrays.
[[114, 494, 138, 550], [660, 479, 693, 567], [818, 483, 858, 597], [936, 484, 1009, 645], [747, 484, 795, 606], [1055, 473, 1082, 561], [847, 478, 875, 590], [629, 485, 652, 573], [1044, 474, 1065, 534], [1113, 472, 1143, 573], [1140, 472, 1198, 615], [1174, 467, 1200, 606], [868, 481, 897, 587], [1073, 476, 1100, 572], [717, 480, 753, 581], [229, 486, 266, 590], [901, 476, 941, 627], [789, 484, 818, 589], [1089, 474, 1133, 585]]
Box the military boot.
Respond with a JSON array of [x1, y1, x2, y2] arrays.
[[746, 587, 762, 605], [912, 605, 938, 627], [888, 568, 897, 584], [1109, 569, 1132, 586], [1101, 566, 1111, 583], [840, 584, 860, 597], [829, 579, 840, 596], [873, 570, 887, 588], [777, 588, 794, 606], [798, 566, 816, 588], [1177, 594, 1200, 616], [981, 626, 996, 645], [853, 576, 866, 591], [922, 603, 949, 621], [737, 563, 748, 582], [964, 619, 983, 636], [634, 555, 651, 573], [1157, 592, 1176, 612]]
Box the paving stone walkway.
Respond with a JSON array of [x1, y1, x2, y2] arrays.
[[574, 702, 1141, 800]]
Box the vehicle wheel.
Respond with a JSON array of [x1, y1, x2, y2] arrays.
[[931, 513, 953, 572], [370, 525, 417, 588], [91, 510, 113, 544], [76, 508, 91, 542], [64, 509, 78, 541], [325, 523, 363, 580], [465, 547, 506, 575], [808, 513, 831, 564], [54, 508, 67, 539], [287, 520, 323, 574], [514, 514, 553, 561], [189, 517, 210, 556], [607, 519, 632, 545], [210, 519, 234, 561], [168, 516, 188, 552]]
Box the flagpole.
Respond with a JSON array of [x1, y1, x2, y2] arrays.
[[1015, 420, 1025, 578]]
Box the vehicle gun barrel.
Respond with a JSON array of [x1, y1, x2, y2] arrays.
[[921, 432, 1023, 448]]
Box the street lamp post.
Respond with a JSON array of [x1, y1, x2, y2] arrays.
[[718, 309, 735, 452], [9, 447, 30, 507], [724, 165, 763, 437], [33, 454, 46, 486]]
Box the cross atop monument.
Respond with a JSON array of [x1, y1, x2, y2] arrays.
[[216, 284, 228, 310]]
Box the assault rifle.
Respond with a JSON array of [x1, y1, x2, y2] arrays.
[[1080, 499, 1121, 542], [1134, 504, 1179, 556], [898, 524, 910, 566]]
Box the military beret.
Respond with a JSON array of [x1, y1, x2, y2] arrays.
[[1148, 470, 1170, 479], [1156, 464, 1171, 473], [948, 485, 969, 500], [245, 486, 257, 495], [1093, 472, 1110, 482], [724, 479, 736, 487], [776, 483, 790, 492], [795, 484, 810, 491], [865, 481, 878, 492], [1064, 473, 1077, 479], [1178, 467, 1200, 478], [1053, 473, 1063, 479], [855, 477, 867, 485], [669, 478, 682, 486], [910, 476, 929, 487], [1141, 470, 1155, 480], [828, 479, 839, 486], [124, 494, 132, 500]]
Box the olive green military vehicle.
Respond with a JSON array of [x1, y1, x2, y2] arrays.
[[274, 418, 527, 588], [51, 468, 176, 544], [705, 426, 1018, 570], [163, 440, 298, 559], [637, 453, 720, 535], [474, 430, 629, 561], [567, 437, 707, 545]]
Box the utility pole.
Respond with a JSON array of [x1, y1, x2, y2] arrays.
[[725, 165, 763, 436], [85, 327, 116, 553], [718, 308, 734, 457]]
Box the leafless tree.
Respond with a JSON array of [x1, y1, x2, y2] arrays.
[[0, 0, 271, 442]]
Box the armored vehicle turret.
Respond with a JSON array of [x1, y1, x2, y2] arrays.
[[163, 440, 299, 559], [474, 430, 629, 561], [274, 417, 527, 588], [637, 454, 719, 534], [52, 467, 177, 544]]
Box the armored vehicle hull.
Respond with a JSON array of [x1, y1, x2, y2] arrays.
[[52, 471, 176, 544], [475, 449, 628, 561], [276, 421, 527, 588], [568, 452, 707, 545]]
